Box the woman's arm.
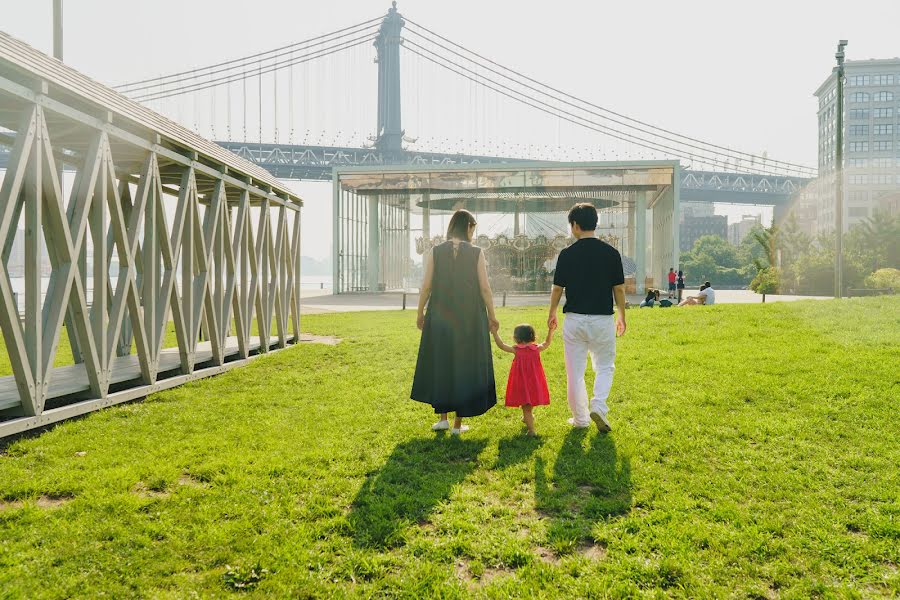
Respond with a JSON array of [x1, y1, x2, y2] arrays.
[[491, 330, 516, 354], [476, 250, 500, 333], [416, 250, 434, 331]]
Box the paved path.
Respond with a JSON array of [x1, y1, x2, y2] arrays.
[[300, 289, 831, 314]]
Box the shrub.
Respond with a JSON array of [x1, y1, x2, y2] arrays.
[[864, 268, 900, 292]]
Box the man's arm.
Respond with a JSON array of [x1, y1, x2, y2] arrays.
[[613, 283, 627, 337], [548, 285, 564, 330]]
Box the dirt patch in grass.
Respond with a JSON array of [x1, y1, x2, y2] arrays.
[[0, 499, 24, 512], [36, 494, 73, 508], [132, 482, 170, 499], [579, 541, 607, 561], [534, 546, 559, 565], [1, 494, 73, 511], [455, 559, 515, 588], [177, 474, 207, 488], [298, 334, 342, 345]]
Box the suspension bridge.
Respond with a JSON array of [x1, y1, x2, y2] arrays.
[[109, 2, 813, 213]]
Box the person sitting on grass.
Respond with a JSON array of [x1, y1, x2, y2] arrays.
[[492, 322, 555, 436], [679, 281, 716, 306], [640, 289, 660, 308]]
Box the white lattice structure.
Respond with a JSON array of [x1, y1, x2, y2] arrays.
[[0, 32, 303, 437]]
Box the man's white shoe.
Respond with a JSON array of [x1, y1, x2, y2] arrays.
[[450, 425, 470, 435], [567, 417, 590, 429], [590, 411, 611, 433], [431, 419, 450, 431]]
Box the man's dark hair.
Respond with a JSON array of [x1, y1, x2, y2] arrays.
[[567, 203, 598, 231], [446, 209, 477, 240], [704, 281, 712, 288], [513, 324, 536, 344]]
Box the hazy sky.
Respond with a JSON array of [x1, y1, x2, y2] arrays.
[[6, 1, 900, 259]]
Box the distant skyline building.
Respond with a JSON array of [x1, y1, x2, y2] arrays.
[[728, 214, 762, 245], [814, 58, 900, 234], [680, 215, 727, 252]]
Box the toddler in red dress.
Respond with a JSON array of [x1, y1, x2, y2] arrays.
[[491, 322, 555, 436]]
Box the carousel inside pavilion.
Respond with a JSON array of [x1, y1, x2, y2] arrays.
[[332, 162, 681, 296]]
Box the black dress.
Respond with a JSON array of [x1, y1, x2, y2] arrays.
[[411, 241, 497, 418]]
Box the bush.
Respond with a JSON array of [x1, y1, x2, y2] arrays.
[[864, 268, 900, 292]]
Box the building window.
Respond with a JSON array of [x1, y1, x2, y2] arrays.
[[849, 191, 868, 202], [849, 207, 869, 218], [849, 141, 869, 152], [849, 92, 870, 103], [849, 174, 869, 185], [847, 158, 868, 168], [873, 107, 893, 118], [872, 74, 894, 86], [872, 157, 893, 168], [874, 140, 893, 151], [849, 109, 870, 119], [849, 125, 869, 135], [874, 124, 894, 135], [874, 91, 894, 102], [847, 75, 870, 86]]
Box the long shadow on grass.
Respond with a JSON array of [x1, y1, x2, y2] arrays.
[[535, 429, 632, 552], [350, 437, 487, 549]]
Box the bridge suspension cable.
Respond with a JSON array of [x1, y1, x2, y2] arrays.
[[129, 31, 378, 103], [116, 16, 382, 93], [402, 42, 799, 178], [403, 18, 815, 177]]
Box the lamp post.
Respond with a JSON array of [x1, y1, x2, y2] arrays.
[[834, 40, 847, 299]]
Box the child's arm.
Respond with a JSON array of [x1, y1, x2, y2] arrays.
[[537, 324, 556, 352], [492, 330, 516, 354]]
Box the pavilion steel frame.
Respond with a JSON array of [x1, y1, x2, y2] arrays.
[[0, 32, 303, 437], [332, 161, 680, 295]]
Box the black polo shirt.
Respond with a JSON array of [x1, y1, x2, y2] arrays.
[[553, 237, 625, 315]]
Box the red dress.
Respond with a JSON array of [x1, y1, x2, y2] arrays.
[[505, 344, 551, 407]]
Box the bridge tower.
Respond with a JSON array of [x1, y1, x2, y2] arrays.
[[374, 2, 405, 154]]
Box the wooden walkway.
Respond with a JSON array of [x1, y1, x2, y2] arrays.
[[0, 335, 295, 436]]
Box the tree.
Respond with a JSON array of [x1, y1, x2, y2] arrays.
[[682, 235, 749, 286], [845, 210, 899, 273], [751, 221, 778, 273], [750, 267, 781, 302]]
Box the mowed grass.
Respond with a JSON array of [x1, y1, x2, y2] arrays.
[[0, 298, 897, 598]]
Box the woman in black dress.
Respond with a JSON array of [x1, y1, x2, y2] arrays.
[[411, 210, 500, 435], [676, 270, 686, 303]]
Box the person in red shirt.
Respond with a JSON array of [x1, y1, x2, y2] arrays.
[[667, 268, 677, 298]]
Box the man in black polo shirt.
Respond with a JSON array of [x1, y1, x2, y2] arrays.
[[548, 203, 627, 432]]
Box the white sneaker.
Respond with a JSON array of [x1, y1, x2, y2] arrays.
[[567, 417, 590, 429], [450, 425, 470, 435], [590, 411, 611, 433], [431, 420, 450, 431]]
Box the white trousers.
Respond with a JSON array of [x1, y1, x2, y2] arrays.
[[562, 313, 616, 426]]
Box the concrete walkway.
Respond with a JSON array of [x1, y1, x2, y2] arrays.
[[300, 289, 831, 314]]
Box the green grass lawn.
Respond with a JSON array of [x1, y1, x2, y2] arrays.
[[0, 298, 897, 598]]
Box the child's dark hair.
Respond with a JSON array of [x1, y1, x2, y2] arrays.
[[513, 324, 536, 344]]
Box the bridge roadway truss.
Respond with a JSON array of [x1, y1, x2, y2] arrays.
[[0, 32, 304, 437], [216, 142, 810, 209]]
